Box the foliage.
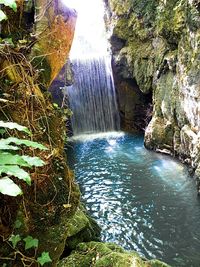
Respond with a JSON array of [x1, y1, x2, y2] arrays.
[[24, 235, 39, 250], [0, 121, 31, 134], [0, 10, 7, 22], [0, 120, 47, 196], [37, 252, 52, 266], [0, 0, 17, 22], [0, 177, 22, 196], [0, 121, 51, 264], [7, 233, 52, 266], [9, 234, 21, 248]]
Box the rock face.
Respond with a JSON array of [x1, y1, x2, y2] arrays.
[[31, 0, 77, 87], [49, 59, 74, 107], [105, 0, 200, 179]]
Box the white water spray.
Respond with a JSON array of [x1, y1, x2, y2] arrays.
[[63, 0, 120, 135]]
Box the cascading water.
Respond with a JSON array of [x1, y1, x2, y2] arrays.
[[64, 0, 120, 135]]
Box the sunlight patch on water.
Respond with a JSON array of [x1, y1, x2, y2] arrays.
[[152, 158, 191, 192]]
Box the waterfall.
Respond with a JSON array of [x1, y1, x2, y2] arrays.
[[63, 0, 120, 135]]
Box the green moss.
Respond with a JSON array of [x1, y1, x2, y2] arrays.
[[110, 0, 132, 16], [131, 0, 158, 25], [63, 206, 100, 251], [58, 242, 170, 267], [114, 18, 131, 40], [156, 0, 186, 43], [149, 259, 171, 267], [186, 2, 200, 31], [113, 14, 150, 41], [123, 40, 154, 93]]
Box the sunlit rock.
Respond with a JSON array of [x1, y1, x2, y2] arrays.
[[31, 0, 77, 87]]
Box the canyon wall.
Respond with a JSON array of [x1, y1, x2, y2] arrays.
[[105, 0, 200, 180]]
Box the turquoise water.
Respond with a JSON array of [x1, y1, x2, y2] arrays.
[[66, 132, 200, 266]]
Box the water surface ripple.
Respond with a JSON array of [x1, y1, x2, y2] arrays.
[[66, 133, 200, 267]]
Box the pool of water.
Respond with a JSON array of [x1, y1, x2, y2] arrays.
[[66, 132, 200, 266]]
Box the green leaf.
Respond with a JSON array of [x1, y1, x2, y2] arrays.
[[0, 177, 22, 196], [1, 137, 47, 150], [37, 252, 52, 266], [18, 39, 27, 44], [0, 10, 7, 22], [0, 0, 17, 11], [0, 128, 6, 135], [0, 121, 31, 135], [9, 234, 21, 248], [3, 38, 14, 46], [21, 155, 45, 167], [14, 219, 22, 229], [53, 103, 58, 108], [23, 236, 39, 250], [0, 152, 31, 167], [0, 143, 19, 150], [0, 165, 31, 185]]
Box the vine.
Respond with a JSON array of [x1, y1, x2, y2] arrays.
[[2, 233, 52, 266]]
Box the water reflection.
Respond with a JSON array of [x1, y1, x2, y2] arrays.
[[66, 132, 200, 267]]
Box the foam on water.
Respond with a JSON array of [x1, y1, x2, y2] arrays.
[[69, 131, 125, 142]]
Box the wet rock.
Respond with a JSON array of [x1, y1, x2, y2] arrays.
[[113, 77, 152, 132]]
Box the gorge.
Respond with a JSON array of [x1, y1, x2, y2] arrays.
[[64, 0, 200, 266], [0, 0, 200, 267]]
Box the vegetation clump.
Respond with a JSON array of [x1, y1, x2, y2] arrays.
[[0, 0, 80, 265]]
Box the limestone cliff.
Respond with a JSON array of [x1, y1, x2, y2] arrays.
[[105, 0, 200, 180]]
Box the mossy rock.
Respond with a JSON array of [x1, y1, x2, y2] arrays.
[[109, 0, 133, 16], [64, 206, 101, 251], [155, 0, 186, 43], [58, 242, 170, 267]]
